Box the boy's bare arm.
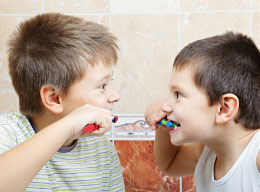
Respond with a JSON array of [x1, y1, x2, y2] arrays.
[[256, 149, 260, 172], [0, 120, 71, 192], [0, 104, 112, 192], [154, 127, 204, 176], [154, 127, 180, 173]]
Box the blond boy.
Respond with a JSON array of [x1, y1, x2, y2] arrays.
[[0, 13, 124, 191]]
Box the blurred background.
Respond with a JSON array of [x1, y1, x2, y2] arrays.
[[1, 0, 259, 114], [0, 0, 259, 191]]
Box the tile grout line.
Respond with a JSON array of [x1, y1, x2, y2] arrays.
[[177, 2, 182, 191], [42, 0, 45, 13], [177, 0, 181, 52], [249, 0, 253, 37], [108, 0, 115, 146], [0, 9, 260, 17]]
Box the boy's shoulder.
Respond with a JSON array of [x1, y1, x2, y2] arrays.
[[0, 112, 28, 125], [0, 112, 32, 152], [252, 130, 260, 172], [0, 112, 33, 140]]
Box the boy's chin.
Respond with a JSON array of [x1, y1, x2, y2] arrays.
[[170, 137, 187, 146], [171, 138, 194, 146], [170, 138, 181, 146], [170, 141, 182, 146]]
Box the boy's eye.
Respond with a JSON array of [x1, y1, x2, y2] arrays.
[[99, 84, 107, 89], [175, 92, 183, 99]]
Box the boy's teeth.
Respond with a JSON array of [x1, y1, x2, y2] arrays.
[[172, 122, 180, 130]]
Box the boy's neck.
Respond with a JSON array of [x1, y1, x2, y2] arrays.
[[31, 112, 58, 131], [207, 122, 258, 180], [31, 112, 75, 147]]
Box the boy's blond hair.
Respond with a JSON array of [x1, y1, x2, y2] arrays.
[[8, 13, 118, 117]]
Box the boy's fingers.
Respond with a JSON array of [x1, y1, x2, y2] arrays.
[[90, 116, 112, 136], [150, 125, 157, 130], [92, 126, 110, 136], [154, 115, 163, 122], [154, 110, 168, 122]]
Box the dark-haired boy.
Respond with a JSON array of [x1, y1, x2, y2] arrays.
[[145, 32, 260, 191]]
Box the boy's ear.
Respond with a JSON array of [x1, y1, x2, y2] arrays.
[[216, 93, 239, 124], [40, 85, 64, 114]]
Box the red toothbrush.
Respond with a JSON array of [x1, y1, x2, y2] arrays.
[[83, 115, 118, 133]]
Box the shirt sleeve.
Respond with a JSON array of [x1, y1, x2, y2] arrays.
[[0, 117, 18, 154], [107, 142, 125, 192]]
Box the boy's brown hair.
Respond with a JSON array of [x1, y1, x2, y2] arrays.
[[8, 13, 118, 117], [173, 32, 260, 129]]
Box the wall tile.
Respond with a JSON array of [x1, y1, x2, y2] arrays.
[[0, 0, 42, 14], [76, 15, 110, 27], [0, 90, 19, 113], [0, 16, 31, 60], [179, 12, 250, 48], [182, 176, 196, 192], [252, 0, 260, 9], [44, 0, 109, 13], [110, 0, 179, 13], [0, 65, 11, 90], [0, 16, 29, 113], [180, 0, 250, 11], [0, 16, 24, 60], [114, 140, 181, 192], [111, 14, 178, 114], [252, 12, 260, 47], [0, 17, 14, 73]]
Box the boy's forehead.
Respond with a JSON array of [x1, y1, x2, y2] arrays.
[[85, 62, 113, 79], [171, 66, 193, 78], [171, 66, 209, 99], [170, 67, 194, 87]]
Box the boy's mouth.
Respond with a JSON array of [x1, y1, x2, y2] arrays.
[[170, 120, 181, 130], [157, 118, 181, 130], [168, 120, 181, 135]]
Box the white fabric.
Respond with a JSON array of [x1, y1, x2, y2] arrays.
[[195, 130, 260, 192]]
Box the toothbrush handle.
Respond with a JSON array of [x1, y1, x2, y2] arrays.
[[83, 115, 118, 133]]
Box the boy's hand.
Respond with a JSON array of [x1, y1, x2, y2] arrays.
[[145, 99, 170, 130], [63, 104, 112, 139]]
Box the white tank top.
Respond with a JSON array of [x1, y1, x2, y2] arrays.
[[194, 130, 260, 192]]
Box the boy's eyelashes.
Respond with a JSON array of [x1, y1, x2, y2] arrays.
[[98, 84, 107, 89], [98, 78, 114, 89], [169, 90, 183, 99], [175, 92, 183, 99]]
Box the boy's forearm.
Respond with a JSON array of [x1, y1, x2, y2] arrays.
[[0, 120, 71, 192], [154, 127, 180, 174]]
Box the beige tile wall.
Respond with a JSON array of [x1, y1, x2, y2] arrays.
[[0, 0, 259, 114]]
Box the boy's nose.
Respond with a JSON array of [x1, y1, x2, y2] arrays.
[[162, 99, 173, 113], [108, 88, 120, 103]]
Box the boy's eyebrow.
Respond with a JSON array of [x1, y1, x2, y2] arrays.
[[170, 84, 180, 90], [170, 84, 186, 93], [97, 73, 113, 82]]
